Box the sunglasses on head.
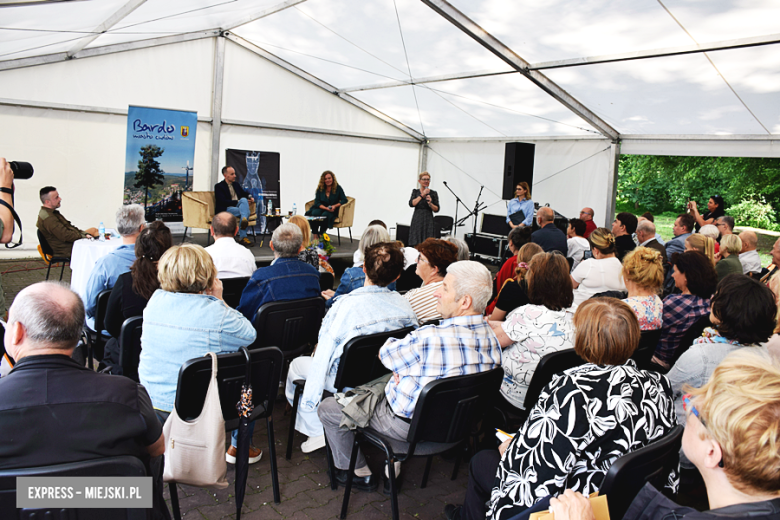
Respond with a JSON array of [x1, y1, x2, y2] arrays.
[[683, 394, 724, 468]]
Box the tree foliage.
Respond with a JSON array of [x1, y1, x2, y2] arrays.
[[618, 155, 780, 228], [134, 144, 165, 208]]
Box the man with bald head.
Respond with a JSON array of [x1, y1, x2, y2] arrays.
[[579, 207, 597, 238], [0, 282, 167, 515], [738, 230, 761, 275], [205, 211, 257, 279], [531, 206, 567, 255]]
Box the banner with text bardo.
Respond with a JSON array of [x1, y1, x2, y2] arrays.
[[124, 105, 197, 222]]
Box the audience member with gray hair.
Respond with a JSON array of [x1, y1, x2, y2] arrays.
[[318, 260, 502, 491], [636, 218, 668, 264], [0, 282, 168, 517], [205, 211, 257, 279], [237, 222, 320, 321], [716, 215, 735, 236], [322, 224, 395, 308], [83, 204, 145, 328], [738, 230, 761, 275], [445, 236, 470, 261]]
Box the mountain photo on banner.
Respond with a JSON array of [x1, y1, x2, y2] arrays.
[[124, 106, 197, 222]]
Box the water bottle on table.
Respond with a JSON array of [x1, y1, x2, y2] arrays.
[[98, 222, 105, 242], [292, 203, 297, 216]]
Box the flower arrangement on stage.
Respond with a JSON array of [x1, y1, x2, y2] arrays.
[[317, 233, 336, 258]]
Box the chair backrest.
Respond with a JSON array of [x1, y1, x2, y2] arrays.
[[599, 425, 684, 520], [395, 267, 423, 293], [632, 329, 663, 371], [0, 456, 146, 520], [36, 229, 55, 258], [182, 191, 216, 229], [670, 314, 711, 367], [175, 347, 284, 431], [433, 215, 454, 235], [252, 297, 325, 358], [523, 349, 586, 410], [119, 316, 143, 382], [319, 271, 335, 291], [335, 197, 355, 228], [407, 367, 503, 446], [334, 327, 415, 391], [94, 288, 113, 333], [220, 276, 250, 309]]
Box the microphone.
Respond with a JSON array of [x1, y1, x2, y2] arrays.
[[443, 181, 448, 186]]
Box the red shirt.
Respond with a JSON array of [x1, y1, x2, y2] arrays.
[[583, 220, 597, 239]]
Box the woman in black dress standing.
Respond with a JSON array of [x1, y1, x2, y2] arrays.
[[408, 171, 440, 246]]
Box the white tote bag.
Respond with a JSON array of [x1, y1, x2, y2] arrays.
[[162, 352, 228, 489]]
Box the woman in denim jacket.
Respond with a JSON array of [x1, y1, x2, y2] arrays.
[[322, 225, 396, 308], [138, 244, 259, 463]]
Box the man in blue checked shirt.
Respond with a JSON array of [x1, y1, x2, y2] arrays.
[[318, 261, 502, 492]]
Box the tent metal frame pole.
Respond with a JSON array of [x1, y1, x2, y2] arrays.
[[66, 0, 148, 57], [340, 70, 515, 93], [418, 141, 429, 173], [420, 0, 619, 142], [0, 97, 213, 121], [605, 142, 620, 227], [210, 35, 226, 189], [222, 118, 420, 143], [0, 30, 219, 72], [222, 0, 308, 31], [223, 33, 425, 143]]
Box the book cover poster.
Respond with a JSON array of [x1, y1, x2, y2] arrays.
[[124, 105, 197, 222]]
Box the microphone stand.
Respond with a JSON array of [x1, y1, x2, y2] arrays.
[[457, 186, 487, 260], [442, 181, 470, 236]]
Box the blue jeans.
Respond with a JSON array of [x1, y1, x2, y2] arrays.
[[226, 198, 250, 239], [231, 421, 255, 447]]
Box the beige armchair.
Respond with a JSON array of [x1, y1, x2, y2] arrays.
[[304, 196, 355, 244], [182, 191, 258, 245]]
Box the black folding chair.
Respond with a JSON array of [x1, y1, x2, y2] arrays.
[[287, 326, 415, 462], [599, 425, 684, 520], [494, 349, 585, 430], [319, 271, 335, 291], [83, 288, 113, 369], [37, 229, 70, 281], [0, 456, 146, 520], [650, 314, 712, 373], [251, 297, 325, 360], [394, 267, 422, 293], [220, 276, 250, 309], [340, 367, 504, 520], [632, 329, 663, 372], [168, 347, 284, 519], [119, 316, 143, 382], [433, 215, 454, 237]]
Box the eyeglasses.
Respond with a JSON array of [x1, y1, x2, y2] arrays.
[[421, 178, 430, 181], [418, 255, 429, 264]]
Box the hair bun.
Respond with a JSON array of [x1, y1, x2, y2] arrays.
[[606, 233, 615, 245]]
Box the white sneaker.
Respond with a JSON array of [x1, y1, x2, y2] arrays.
[[384, 461, 402, 479], [301, 435, 326, 453]]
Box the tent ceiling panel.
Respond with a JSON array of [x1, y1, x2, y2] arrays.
[[0, 38, 216, 114], [353, 73, 601, 138], [0, 0, 127, 60], [448, 0, 694, 64], [221, 40, 413, 139], [233, 0, 512, 91], [544, 51, 771, 135], [81, 0, 284, 49], [659, 0, 780, 44]]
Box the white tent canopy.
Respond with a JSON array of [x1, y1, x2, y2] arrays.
[[0, 0, 778, 256]]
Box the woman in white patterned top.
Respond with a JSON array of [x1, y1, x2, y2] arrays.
[[622, 246, 664, 331], [404, 238, 458, 323]]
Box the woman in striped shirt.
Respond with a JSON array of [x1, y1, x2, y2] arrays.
[[404, 238, 458, 323]]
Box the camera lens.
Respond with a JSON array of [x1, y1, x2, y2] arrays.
[[9, 161, 33, 180]]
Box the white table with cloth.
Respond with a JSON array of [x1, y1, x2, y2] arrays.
[[69, 230, 121, 306]]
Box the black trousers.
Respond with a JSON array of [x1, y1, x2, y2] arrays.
[[462, 449, 501, 520]]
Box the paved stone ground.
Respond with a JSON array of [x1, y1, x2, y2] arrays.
[[163, 404, 469, 520]]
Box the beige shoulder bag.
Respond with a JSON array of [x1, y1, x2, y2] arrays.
[[163, 352, 228, 489]]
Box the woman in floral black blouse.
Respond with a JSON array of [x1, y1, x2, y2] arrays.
[[444, 298, 677, 520]]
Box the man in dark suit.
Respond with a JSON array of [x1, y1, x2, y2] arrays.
[[531, 207, 567, 255], [636, 219, 667, 264], [215, 166, 254, 247], [612, 212, 638, 261]]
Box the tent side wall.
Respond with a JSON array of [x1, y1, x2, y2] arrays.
[[425, 138, 615, 232], [0, 37, 421, 257]]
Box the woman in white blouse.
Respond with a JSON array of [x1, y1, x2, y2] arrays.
[[570, 227, 625, 309]]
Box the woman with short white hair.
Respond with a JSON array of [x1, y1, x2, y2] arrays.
[[715, 234, 743, 282]]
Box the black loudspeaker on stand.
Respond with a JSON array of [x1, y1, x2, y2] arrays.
[[502, 142, 535, 200]]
